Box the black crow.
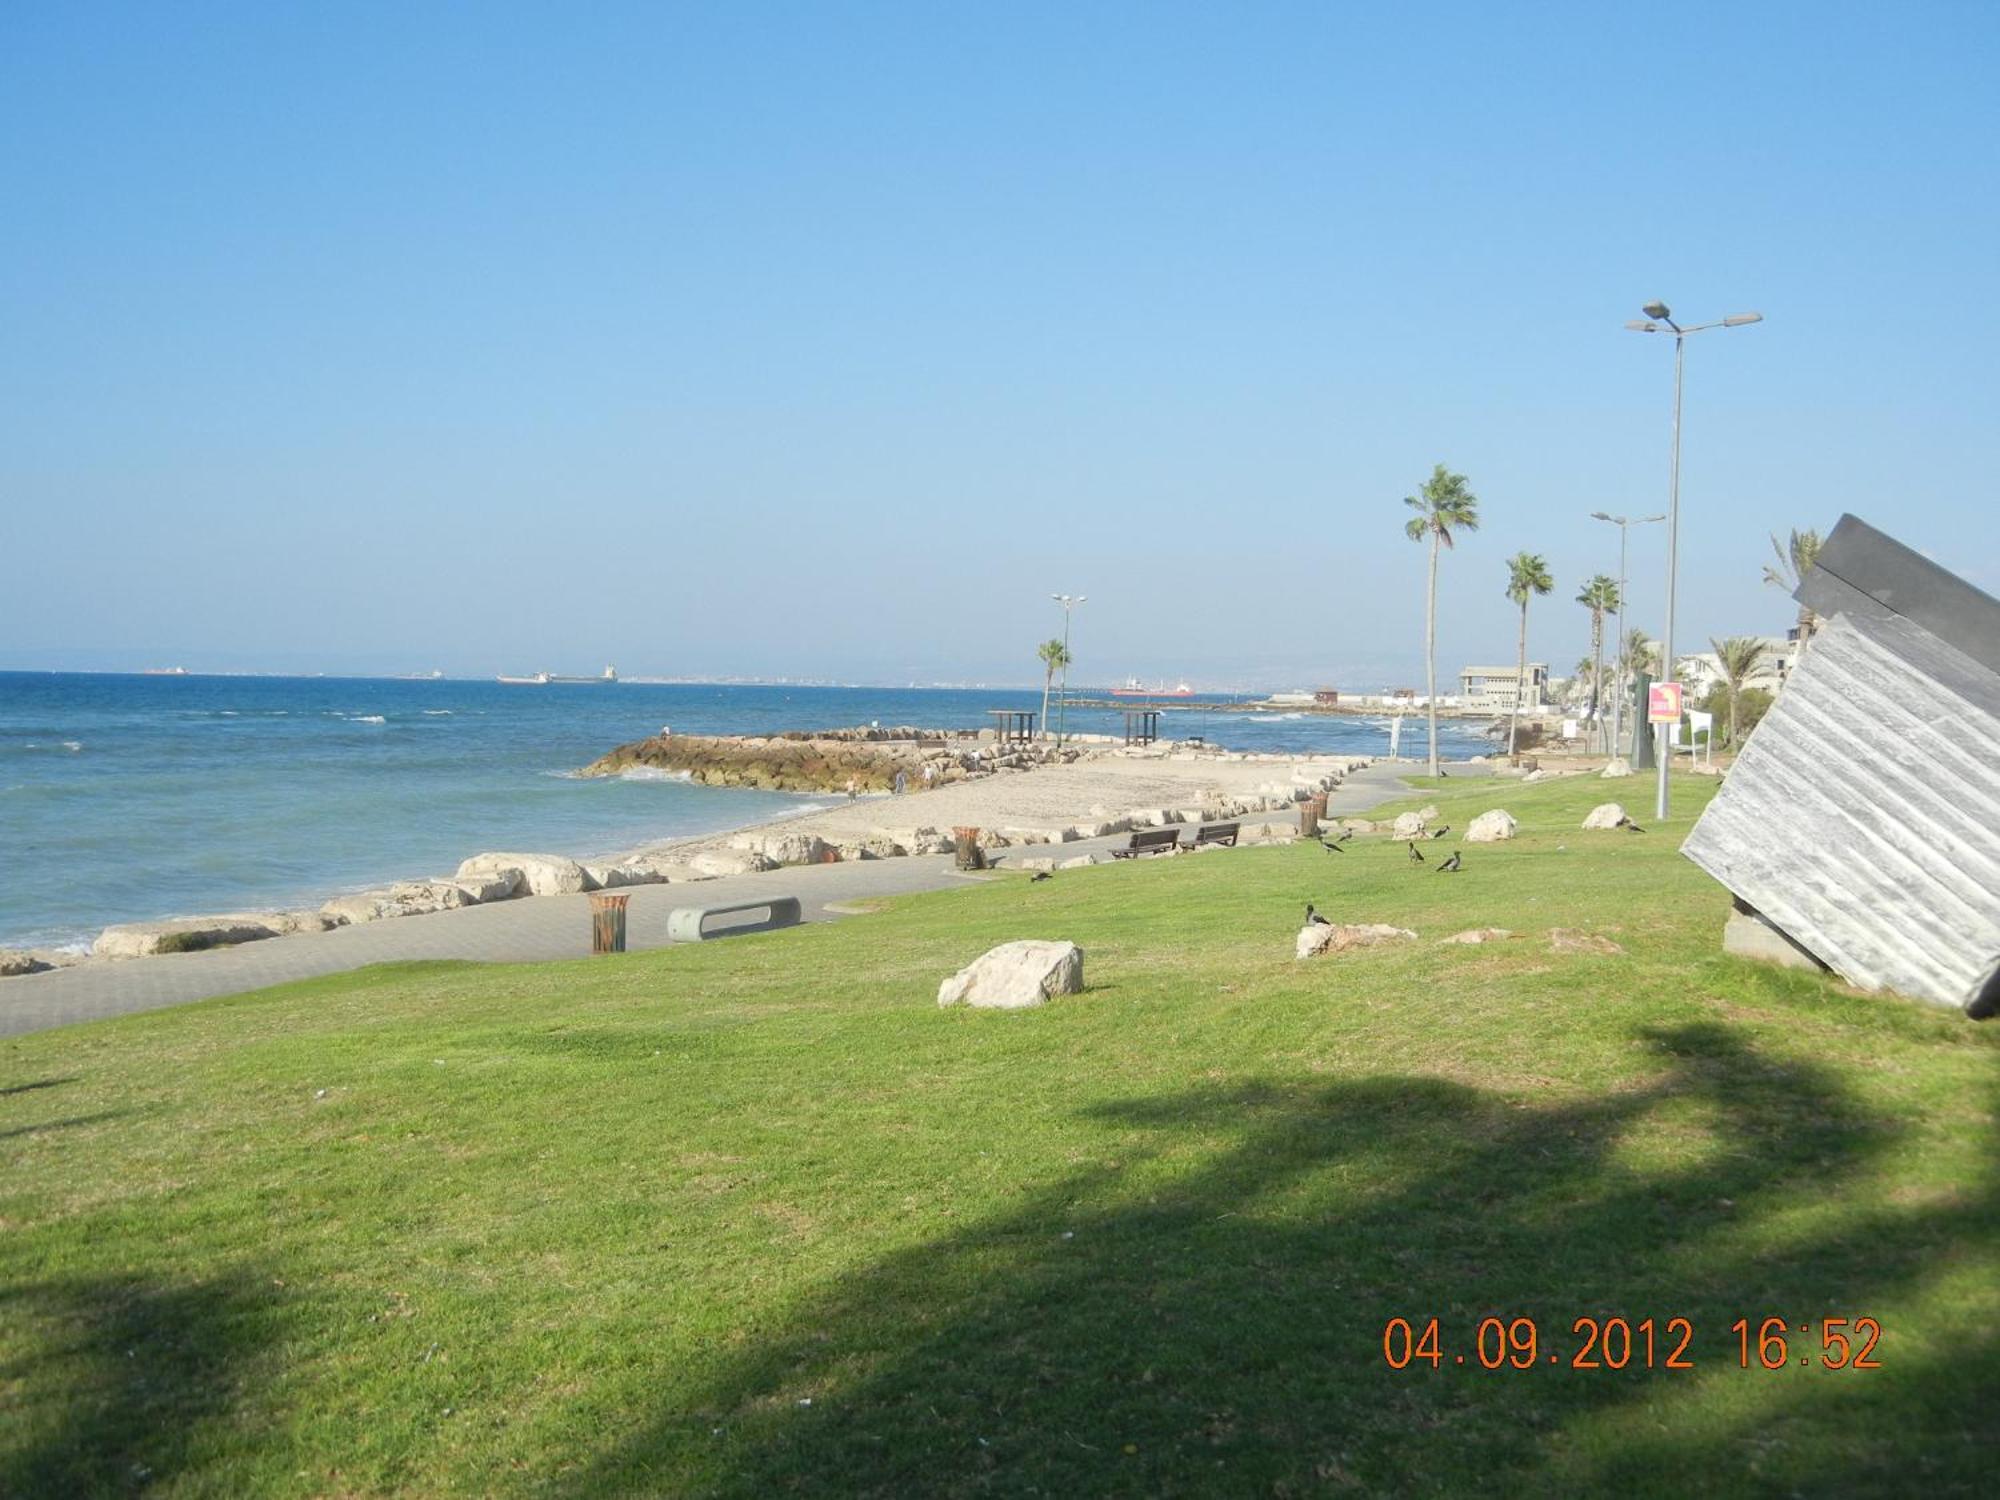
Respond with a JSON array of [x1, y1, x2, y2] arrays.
[[1429, 825, 1452, 839], [1408, 841, 1426, 864], [1437, 851, 1463, 873], [1305, 904, 1332, 926], [1029, 871, 1052, 882], [1318, 838, 1345, 854]]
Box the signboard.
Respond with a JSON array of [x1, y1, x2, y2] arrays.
[[1647, 681, 1684, 724]]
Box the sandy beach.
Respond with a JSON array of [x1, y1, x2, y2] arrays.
[[614, 741, 1375, 867]]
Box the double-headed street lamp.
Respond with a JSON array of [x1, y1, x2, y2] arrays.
[[1624, 302, 1763, 821], [1589, 510, 1665, 760], [1051, 593, 1085, 746]]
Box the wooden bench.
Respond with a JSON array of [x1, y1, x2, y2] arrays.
[[1192, 821, 1239, 847], [666, 895, 803, 942], [1112, 826, 1184, 859]]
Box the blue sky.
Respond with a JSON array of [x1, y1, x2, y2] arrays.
[[3, 1, 1995, 687]]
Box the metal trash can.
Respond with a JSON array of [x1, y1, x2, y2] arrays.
[[589, 892, 630, 954], [1299, 794, 1326, 838], [953, 827, 987, 871]]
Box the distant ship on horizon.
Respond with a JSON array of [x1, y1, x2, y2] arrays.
[[1110, 676, 1195, 697], [497, 665, 618, 685]]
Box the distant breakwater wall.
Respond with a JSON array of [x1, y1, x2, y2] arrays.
[[576, 726, 1076, 793]]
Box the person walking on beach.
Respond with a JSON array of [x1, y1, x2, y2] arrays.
[[845, 777, 858, 801], [893, 769, 908, 796], [921, 762, 936, 792]]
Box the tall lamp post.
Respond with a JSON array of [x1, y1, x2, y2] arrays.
[[1051, 593, 1085, 746], [1589, 510, 1665, 761], [1624, 302, 1762, 821]]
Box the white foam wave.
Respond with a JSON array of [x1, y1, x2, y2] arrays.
[[62, 740, 83, 751], [353, 715, 386, 725], [617, 766, 693, 783], [422, 709, 452, 716]]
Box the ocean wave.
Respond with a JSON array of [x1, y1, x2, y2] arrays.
[[422, 709, 452, 716], [352, 715, 387, 725], [62, 741, 83, 751], [617, 766, 693, 783]]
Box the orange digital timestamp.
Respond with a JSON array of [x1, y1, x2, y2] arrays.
[[1382, 1316, 1882, 1371]]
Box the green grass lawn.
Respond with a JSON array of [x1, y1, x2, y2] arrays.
[[3, 774, 1995, 1497]]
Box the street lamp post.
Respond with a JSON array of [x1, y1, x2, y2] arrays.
[[1589, 510, 1665, 761], [1051, 593, 1085, 746], [1624, 303, 1762, 821]]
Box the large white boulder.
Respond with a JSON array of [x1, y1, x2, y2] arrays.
[[94, 916, 279, 959], [689, 848, 778, 878], [1464, 810, 1519, 843], [1582, 802, 1629, 831], [1600, 757, 1633, 779], [1390, 811, 1429, 840], [456, 852, 589, 896], [730, 831, 832, 865], [1297, 922, 1418, 959], [937, 940, 1083, 1009]]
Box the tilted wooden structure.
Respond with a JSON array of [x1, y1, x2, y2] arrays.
[[1681, 515, 2000, 1017]]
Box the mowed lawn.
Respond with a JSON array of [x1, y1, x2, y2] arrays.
[[2, 774, 1995, 1497]]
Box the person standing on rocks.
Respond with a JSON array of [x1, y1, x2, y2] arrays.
[[893, 769, 908, 796]]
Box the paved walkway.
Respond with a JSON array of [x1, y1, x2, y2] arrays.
[[0, 764, 1418, 1038]]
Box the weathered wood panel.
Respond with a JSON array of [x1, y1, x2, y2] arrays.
[[1682, 611, 2000, 1011]]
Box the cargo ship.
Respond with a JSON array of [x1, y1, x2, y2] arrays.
[[498, 665, 618, 685], [1110, 676, 1195, 697]]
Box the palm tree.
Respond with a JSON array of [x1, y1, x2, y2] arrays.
[[1576, 575, 1621, 752], [1710, 635, 1768, 747], [1036, 639, 1070, 740], [1617, 626, 1657, 704], [1503, 552, 1553, 759], [1763, 528, 1824, 649], [1403, 465, 1480, 776]]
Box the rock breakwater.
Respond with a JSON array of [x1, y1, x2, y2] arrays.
[[576, 725, 1074, 793]]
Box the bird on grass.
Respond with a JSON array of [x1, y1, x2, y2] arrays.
[[1620, 816, 1646, 833], [1428, 825, 1452, 840], [1436, 851, 1463, 873], [1029, 871, 1052, 883], [1317, 837, 1345, 854], [1407, 841, 1426, 864], [1330, 828, 1354, 844], [1305, 903, 1332, 926]]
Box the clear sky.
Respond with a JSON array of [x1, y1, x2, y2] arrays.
[[3, 2, 1995, 687]]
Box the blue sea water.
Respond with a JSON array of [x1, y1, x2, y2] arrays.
[[0, 673, 1494, 950]]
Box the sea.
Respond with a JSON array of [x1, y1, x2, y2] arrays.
[[0, 673, 1495, 951]]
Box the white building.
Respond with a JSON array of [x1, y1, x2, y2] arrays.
[[1457, 663, 1550, 711], [1663, 635, 1797, 700]]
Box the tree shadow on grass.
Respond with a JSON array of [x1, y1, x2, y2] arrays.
[[578, 1022, 1998, 1496], [0, 1268, 286, 1496]]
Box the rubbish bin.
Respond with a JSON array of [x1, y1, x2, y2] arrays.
[[952, 827, 987, 871], [589, 892, 630, 954], [1299, 794, 1326, 838]]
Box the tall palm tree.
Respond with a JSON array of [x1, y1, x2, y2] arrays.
[[1403, 464, 1480, 776], [1616, 626, 1657, 708], [1036, 638, 1070, 740], [1710, 635, 1768, 747], [1763, 528, 1824, 649], [1503, 552, 1553, 759], [1576, 574, 1621, 753]]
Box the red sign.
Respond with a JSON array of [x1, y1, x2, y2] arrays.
[[1648, 681, 1684, 723]]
